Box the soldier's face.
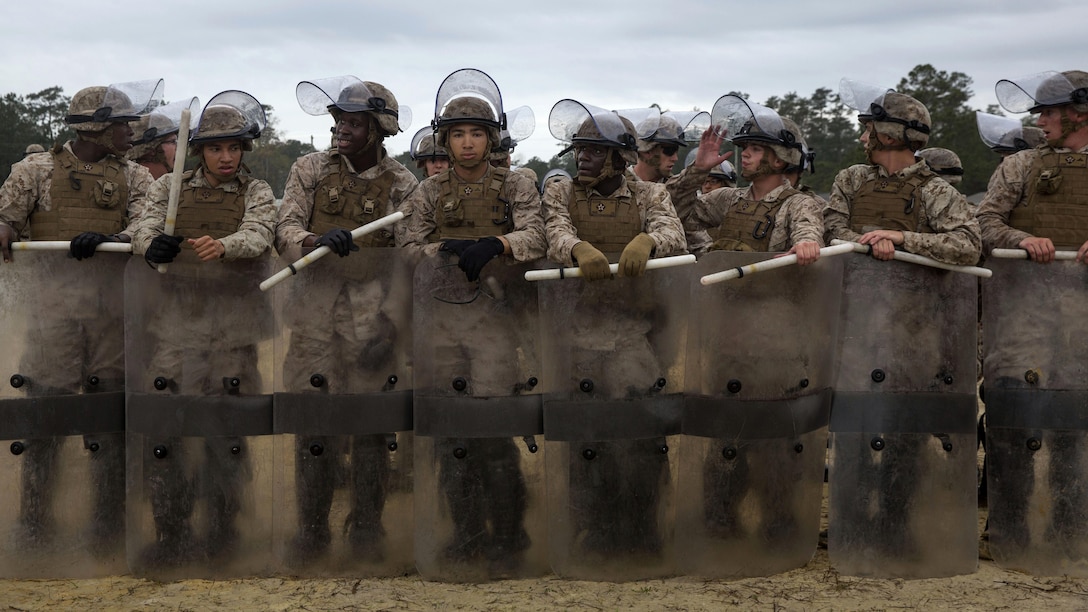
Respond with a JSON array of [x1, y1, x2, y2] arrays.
[[576, 144, 609, 179], [447, 124, 488, 165], [739, 143, 766, 173], [424, 157, 449, 177], [110, 122, 134, 154], [202, 140, 243, 183], [702, 176, 727, 193], [335, 112, 373, 156], [161, 136, 178, 171], [656, 144, 679, 176]]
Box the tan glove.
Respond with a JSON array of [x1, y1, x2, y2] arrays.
[[618, 233, 655, 277], [572, 241, 611, 281]]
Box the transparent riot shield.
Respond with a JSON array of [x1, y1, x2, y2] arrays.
[[125, 252, 274, 580], [538, 260, 688, 581], [413, 254, 547, 582], [983, 258, 1088, 576], [271, 248, 414, 577], [828, 256, 978, 578], [678, 252, 843, 578], [0, 251, 127, 578]]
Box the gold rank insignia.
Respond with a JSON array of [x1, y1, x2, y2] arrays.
[[84, 164, 94, 171]]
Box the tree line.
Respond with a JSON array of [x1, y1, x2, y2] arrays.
[[0, 65, 1024, 197]]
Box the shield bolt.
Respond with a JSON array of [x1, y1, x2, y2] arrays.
[[153, 377, 169, 391], [794, 443, 804, 454], [87, 375, 100, 387], [942, 441, 953, 452], [525, 377, 538, 390], [453, 447, 467, 459], [722, 447, 737, 460], [309, 443, 324, 456], [659, 444, 669, 454], [1026, 438, 1042, 452], [310, 374, 326, 388], [654, 378, 667, 390], [153, 445, 169, 459], [1024, 370, 1040, 385], [230, 445, 241, 455], [452, 377, 467, 392], [799, 378, 809, 388], [10, 441, 24, 456], [10, 374, 25, 388], [870, 437, 885, 451], [388, 441, 398, 452], [943, 375, 954, 385], [582, 448, 596, 460], [387, 375, 398, 386], [88, 442, 100, 453], [871, 369, 886, 383], [726, 379, 742, 394], [579, 379, 594, 393]]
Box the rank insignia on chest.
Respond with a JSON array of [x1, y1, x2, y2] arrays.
[[464, 186, 474, 196], [740, 201, 750, 211], [202, 190, 212, 199], [84, 164, 94, 171], [347, 180, 356, 188], [592, 200, 616, 215]]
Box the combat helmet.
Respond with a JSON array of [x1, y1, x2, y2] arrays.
[[712, 94, 806, 171], [297, 76, 408, 138], [432, 68, 505, 153], [189, 91, 266, 151], [66, 79, 164, 132], [840, 79, 931, 149], [997, 70, 1088, 114], [918, 147, 963, 186], [636, 110, 709, 152], [128, 97, 199, 161]]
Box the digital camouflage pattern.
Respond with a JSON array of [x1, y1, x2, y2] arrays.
[[824, 161, 981, 266], [976, 142, 1088, 250], [541, 176, 686, 265], [398, 165, 546, 261], [0, 142, 152, 240], [669, 166, 824, 255], [276, 149, 418, 258], [130, 166, 276, 259]]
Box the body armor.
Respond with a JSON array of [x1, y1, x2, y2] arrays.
[[1009, 150, 1088, 247], [567, 181, 642, 253], [33, 146, 129, 239], [172, 171, 249, 240], [707, 188, 800, 252], [429, 167, 512, 241], [309, 154, 397, 247], [848, 169, 936, 234]]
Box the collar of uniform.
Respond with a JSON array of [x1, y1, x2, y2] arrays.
[[190, 166, 241, 192], [330, 146, 388, 177], [450, 163, 494, 186], [873, 158, 928, 180], [587, 176, 633, 199]]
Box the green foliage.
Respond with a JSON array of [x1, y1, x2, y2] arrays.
[[514, 143, 577, 187], [0, 87, 72, 180], [243, 104, 318, 197], [895, 64, 999, 195]]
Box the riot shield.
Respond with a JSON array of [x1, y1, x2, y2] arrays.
[[125, 252, 275, 580], [983, 258, 1088, 576], [678, 252, 842, 578], [828, 255, 977, 578], [538, 259, 688, 581], [271, 247, 415, 577], [413, 254, 547, 582], [0, 251, 127, 578]]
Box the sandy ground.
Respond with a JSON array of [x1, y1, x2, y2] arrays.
[[4, 502, 1088, 612]]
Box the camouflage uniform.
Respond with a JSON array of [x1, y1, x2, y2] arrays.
[[0, 143, 151, 240], [824, 161, 981, 266], [131, 166, 275, 258], [277, 150, 417, 258], [274, 147, 417, 563], [0, 140, 151, 553], [976, 144, 1088, 250], [399, 165, 545, 259], [666, 166, 823, 255]]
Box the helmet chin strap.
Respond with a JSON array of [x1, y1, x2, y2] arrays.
[[81, 124, 128, 157], [1054, 112, 1088, 147], [577, 150, 623, 189]]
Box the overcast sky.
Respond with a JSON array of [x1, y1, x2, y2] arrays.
[[3, 0, 1084, 164]]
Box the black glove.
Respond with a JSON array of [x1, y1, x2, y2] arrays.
[[70, 232, 111, 261], [440, 239, 476, 257], [314, 228, 358, 257], [145, 234, 184, 265], [457, 236, 505, 282]]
